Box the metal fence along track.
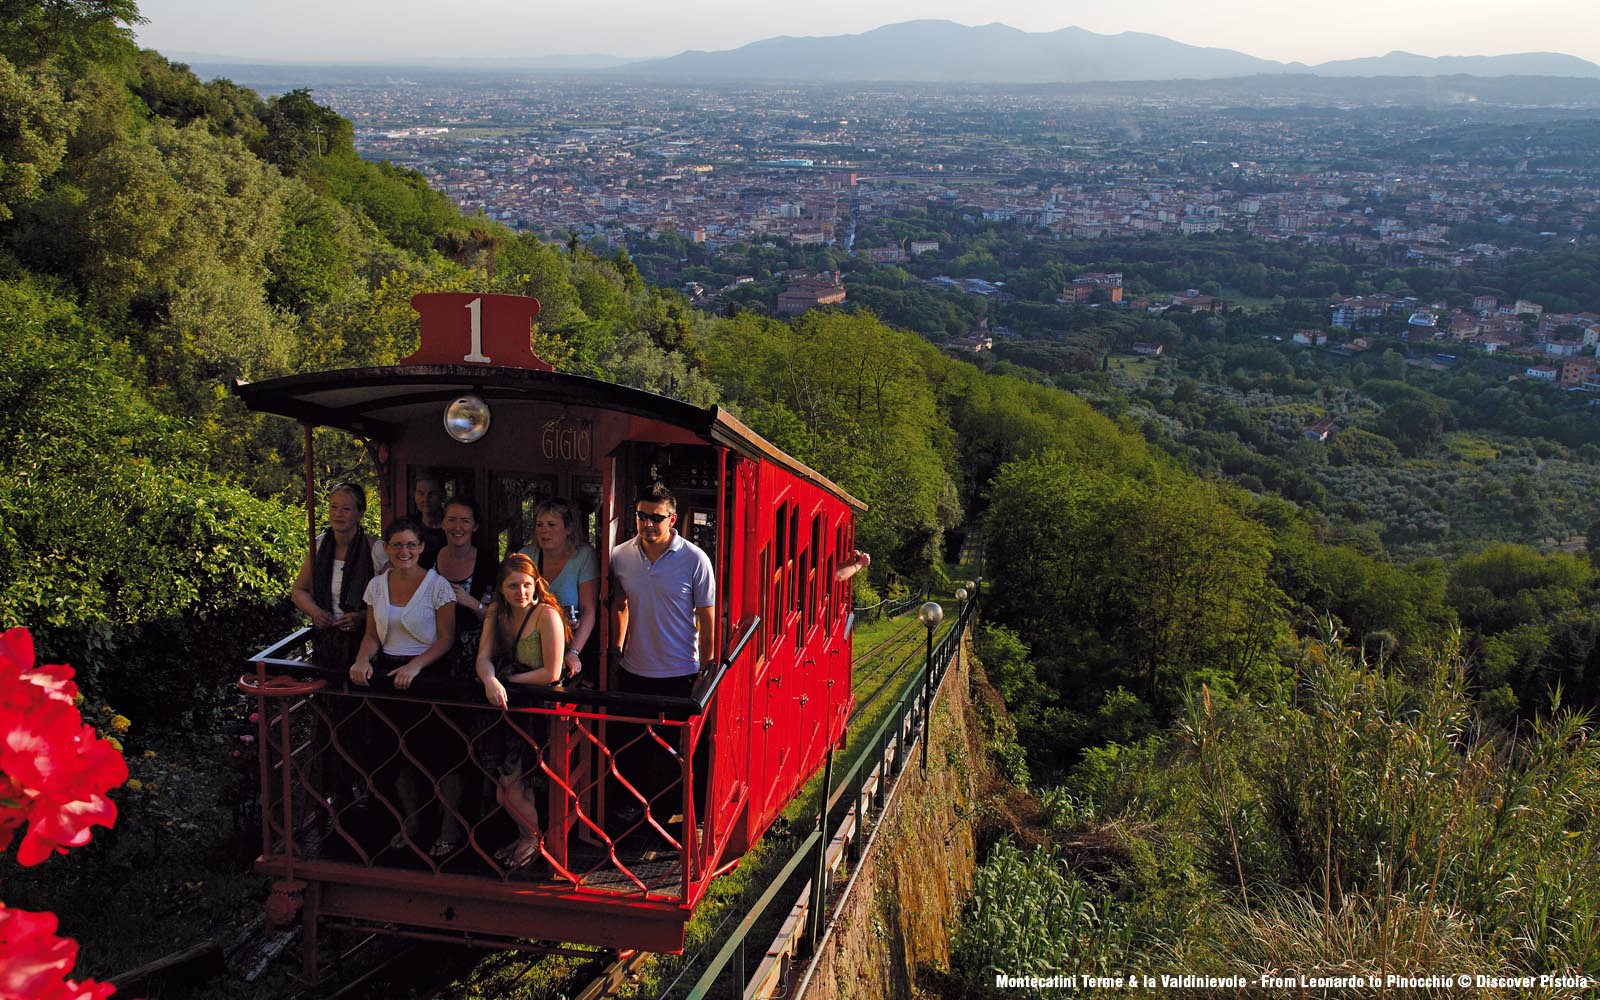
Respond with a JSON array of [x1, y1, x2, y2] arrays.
[[683, 591, 979, 999]]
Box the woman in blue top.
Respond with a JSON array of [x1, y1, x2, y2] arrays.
[[519, 497, 597, 682]]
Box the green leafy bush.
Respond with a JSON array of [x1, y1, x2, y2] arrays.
[[965, 632, 1600, 985], [952, 840, 1131, 993], [0, 275, 301, 716]]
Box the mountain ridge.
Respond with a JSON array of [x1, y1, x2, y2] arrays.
[[175, 21, 1600, 89], [616, 20, 1600, 83]]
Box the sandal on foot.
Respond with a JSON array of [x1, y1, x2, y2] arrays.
[[429, 837, 461, 859], [494, 837, 542, 870]]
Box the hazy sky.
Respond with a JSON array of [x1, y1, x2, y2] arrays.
[[133, 0, 1600, 66]]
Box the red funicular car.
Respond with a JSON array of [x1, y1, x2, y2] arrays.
[[235, 293, 861, 976]]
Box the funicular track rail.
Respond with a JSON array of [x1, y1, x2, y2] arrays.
[[846, 618, 930, 730], [264, 933, 647, 1000], [844, 582, 948, 728]]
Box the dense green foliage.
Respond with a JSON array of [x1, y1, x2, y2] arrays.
[[951, 839, 1133, 981], [702, 310, 960, 564], [0, 270, 301, 710], [0, 274, 297, 610], [982, 458, 1287, 769], [957, 635, 1600, 994]]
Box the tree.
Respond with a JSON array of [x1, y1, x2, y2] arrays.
[[1329, 427, 1402, 467], [1377, 348, 1407, 382], [1377, 398, 1446, 456], [595, 330, 719, 407], [702, 310, 962, 574], [0, 275, 300, 638], [0, 55, 74, 222], [321, 158, 466, 256], [0, 0, 141, 70], [1447, 544, 1591, 636], [634, 289, 706, 366], [611, 247, 643, 293], [129, 50, 264, 145], [1118, 482, 1287, 700], [1279, 538, 1455, 653], [265, 182, 372, 316], [79, 121, 292, 403], [493, 232, 589, 334], [258, 88, 353, 171], [984, 455, 1288, 731]]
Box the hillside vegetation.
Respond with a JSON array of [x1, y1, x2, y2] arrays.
[[1, 3, 1597, 993], [954, 631, 1599, 996]]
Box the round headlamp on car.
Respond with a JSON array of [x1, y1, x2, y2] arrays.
[[444, 394, 491, 443]]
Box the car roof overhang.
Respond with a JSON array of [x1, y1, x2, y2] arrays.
[[234, 365, 865, 512]]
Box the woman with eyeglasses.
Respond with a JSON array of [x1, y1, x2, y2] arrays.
[[350, 517, 458, 851]]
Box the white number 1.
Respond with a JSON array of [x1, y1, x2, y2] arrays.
[[463, 297, 491, 363]]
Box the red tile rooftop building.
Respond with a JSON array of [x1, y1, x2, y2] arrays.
[[1171, 291, 1225, 313], [1560, 357, 1598, 387], [776, 276, 847, 316]]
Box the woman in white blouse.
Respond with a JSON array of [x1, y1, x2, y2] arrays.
[[349, 517, 458, 852], [350, 518, 457, 689]]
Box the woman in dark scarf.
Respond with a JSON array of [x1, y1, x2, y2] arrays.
[[292, 482, 387, 670]]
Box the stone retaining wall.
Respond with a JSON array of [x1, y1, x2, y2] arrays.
[[802, 641, 994, 999]]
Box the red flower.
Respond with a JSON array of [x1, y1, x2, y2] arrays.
[[0, 774, 28, 842], [0, 630, 125, 999], [0, 629, 35, 678], [0, 629, 127, 866], [0, 904, 116, 1000]]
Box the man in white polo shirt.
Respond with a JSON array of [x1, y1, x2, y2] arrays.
[[608, 483, 716, 843]]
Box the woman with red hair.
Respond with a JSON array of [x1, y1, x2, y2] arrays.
[[474, 553, 571, 871]]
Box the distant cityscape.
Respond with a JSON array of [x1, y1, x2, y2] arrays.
[[272, 73, 1600, 379], [313, 80, 1595, 256]]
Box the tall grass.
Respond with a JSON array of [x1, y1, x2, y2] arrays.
[[1230, 630, 1600, 974], [950, 839, 1132, 992], [956, 629, 1600, 989]]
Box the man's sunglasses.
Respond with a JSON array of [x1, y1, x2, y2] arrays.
[[635, 510, 672, 524]]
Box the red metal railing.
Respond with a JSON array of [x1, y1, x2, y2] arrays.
[[239, 621, 758, 940]]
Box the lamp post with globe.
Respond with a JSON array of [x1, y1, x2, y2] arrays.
[[918, 601, 943, 771]]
